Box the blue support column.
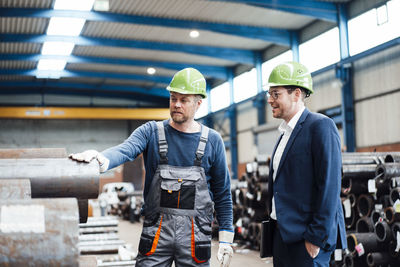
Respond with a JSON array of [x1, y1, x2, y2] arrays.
[[254, 51, 266, 125], [290, 31, 299, 62], [203, 83, 214, 128], [228, 68, 238, 179], [337, 4, 355, 151]]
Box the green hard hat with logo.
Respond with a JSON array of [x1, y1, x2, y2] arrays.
[[268, 61, 313, 94], [167, 68, 207, 98]]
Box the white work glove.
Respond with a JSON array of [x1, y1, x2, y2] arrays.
[[217, 231, 234, 267], [69, 150, 109, 173]]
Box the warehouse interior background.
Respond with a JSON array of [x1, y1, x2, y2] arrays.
[[0, 0, 400, 265]]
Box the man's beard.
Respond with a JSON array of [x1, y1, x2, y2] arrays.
[[170, 111, 188, 124]]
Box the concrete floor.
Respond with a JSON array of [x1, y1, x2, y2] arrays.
[[116, 218, 273, 267]]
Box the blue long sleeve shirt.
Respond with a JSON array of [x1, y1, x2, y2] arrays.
[[102, 120, 233, 232]]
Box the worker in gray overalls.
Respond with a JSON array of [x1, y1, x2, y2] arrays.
[[70, 68, 234, 266]]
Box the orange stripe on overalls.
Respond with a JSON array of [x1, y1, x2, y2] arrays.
[[145, 215, 163, 256], [191, 217, 207, 263]]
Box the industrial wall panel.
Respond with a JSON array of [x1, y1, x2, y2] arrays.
[[0, 119, 138, 155], [353, 45, 400, 100], [0, 94, 41, 105], [256, 128, 281, 156], [355, 91, 400, 148], [111, 0, 311, 29], [83, 21, 269, 50], [237, 131, 255, 164], [74, 45, 233, 66], [43, 94, 93, 105], [237, 101, 257, 132], [307, 69, 342, 112]]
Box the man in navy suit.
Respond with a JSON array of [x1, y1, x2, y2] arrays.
[[266, 61, 347, 266]]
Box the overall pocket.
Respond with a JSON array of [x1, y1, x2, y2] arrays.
[[191, 216, 212, 263], [138, 213, 163, 256], [159, 169, 200, 210]]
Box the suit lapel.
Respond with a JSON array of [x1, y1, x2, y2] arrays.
[[274, 108, 310, 180]]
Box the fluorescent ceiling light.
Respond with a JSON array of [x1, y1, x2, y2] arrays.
[[47, 17, 86, 36], [54, 0, 95, 11], [41, 42, 75, 56], [190, 30, 200, 38], [93, 0, 109, 11], [37, 59, 67, 71], [147, 67, 156, 75]]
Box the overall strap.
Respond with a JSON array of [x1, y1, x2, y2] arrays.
[[156, 121, 168, 164], [194, 125, 209, 166]]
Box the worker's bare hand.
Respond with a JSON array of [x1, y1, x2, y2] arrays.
[[305, 240, 320, 259]]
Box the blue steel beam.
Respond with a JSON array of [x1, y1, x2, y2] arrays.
[[0, 33, 255, 64], [227, 68, 238, 179], [0, 81, 170, 101], [0, 8, 291, 46], [0, 87, 168, 106], [0, 69, 171, 86], [210, 0, 338, 22], [1, 54, 229, 80], [337, 4, 355, 152]]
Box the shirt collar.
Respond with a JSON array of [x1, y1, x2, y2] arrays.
[[278, 106, 305, 134]]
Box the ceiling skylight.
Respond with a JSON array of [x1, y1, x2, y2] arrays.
[[54, 0, 95, 11], [47, 17, 86, 36], [41, 42, 75, 56], [37, 59, 67, 71]]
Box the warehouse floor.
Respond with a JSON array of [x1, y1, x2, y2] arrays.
[[117, 218, 273, 267]]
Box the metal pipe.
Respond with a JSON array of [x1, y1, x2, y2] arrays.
[[384, 154, 400, 163], [356, 217, 375, 233], [0, 198, 79, 266], [375, 163, 400, 181], [384, 206, 400, 225], [79, 226, 118, 235], [0, 179, 31, 199], [341, 177, 368, 195], [79, 244, 121, 255], [375, 220, 394, 243], [389, 187, 400, 206], [357, 194, 375, 217], [79, 219, 119, 228], [79, 233, 119, 242], [97, 260, 136, 267], [342, 164, 377, 180], [347, 233, 381, 254], [391, 222, 400, 240], [0, 148, 67, 159], [78, 199, 89, 223], [366, 252, 399, 267], [78, 239, 125, 247], [0, 158, 99, 199]]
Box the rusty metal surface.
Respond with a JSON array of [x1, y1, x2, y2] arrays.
[[0, 179, 31, 199], [0, 148, 67, 159], [0, 158, 99, 199], [0, 198, 79, 267]]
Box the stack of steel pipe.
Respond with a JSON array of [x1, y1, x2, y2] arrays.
[[0, 148, 101, 266], [79, 216, 126, 255], [0, 148, 100, 223], [232, 155, 270, 250], [333, 152, 400, 267]]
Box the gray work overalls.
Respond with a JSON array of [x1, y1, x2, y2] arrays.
[[136, 121, 214, 267]]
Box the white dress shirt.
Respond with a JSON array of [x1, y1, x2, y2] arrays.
[[270, 106, 305, 220]]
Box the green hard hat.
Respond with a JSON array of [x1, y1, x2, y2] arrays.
[[268, 61, 313, 94], [167, 68, 207, 98]]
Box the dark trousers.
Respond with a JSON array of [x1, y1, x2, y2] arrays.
[[272, 226, 332, 267]]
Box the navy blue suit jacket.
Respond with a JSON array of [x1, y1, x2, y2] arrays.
[[268, 108, 347, 251]]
